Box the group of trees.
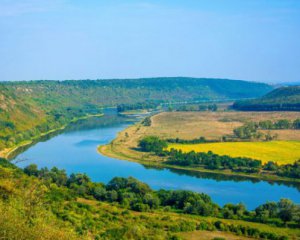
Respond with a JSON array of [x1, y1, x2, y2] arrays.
[[138, 136, 168, 154], [166, 149, 262, 173], [255, 199, 300, 224], [276, 160, 300, 179], [141, 116, 152, 126], [258, 119, 300, 130], [233, 122, 277, 141], [169, 103, 218, 112]]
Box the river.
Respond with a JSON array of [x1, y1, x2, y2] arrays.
[[12, 109, 300, 209]]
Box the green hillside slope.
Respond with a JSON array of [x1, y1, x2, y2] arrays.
[[0, 78, 272, 153], [0, 159, 299, 240], [233, 86, 300, 111]]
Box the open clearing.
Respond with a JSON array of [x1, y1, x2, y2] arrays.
[[168, 141, 300, 165]]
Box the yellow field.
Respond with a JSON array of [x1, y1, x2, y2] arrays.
[[168, 141, 300, 165]]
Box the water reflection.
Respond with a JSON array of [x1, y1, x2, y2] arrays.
[[143, 165, 300, 191]]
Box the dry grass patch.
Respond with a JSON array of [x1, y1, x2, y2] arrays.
[[150, 111, 300, 140]]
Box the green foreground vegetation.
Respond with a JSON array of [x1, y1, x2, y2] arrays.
[[0, 158, 299, 240]]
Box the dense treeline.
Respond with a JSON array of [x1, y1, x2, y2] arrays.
[[138, 136, 300, 179], [257, 119, 300, 130], [0, 78, 272, 152], [166, 136, 216, 144], [168, 103, 218, 112], [276, 161, 300, 178], [117, 101, 160, 112], [166, 149, 262, 173], [233, 86, 300, 111]]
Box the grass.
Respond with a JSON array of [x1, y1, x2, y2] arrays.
[[168, 141, 300, 165]]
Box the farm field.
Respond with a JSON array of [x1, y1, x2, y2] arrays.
[[149, 111, 300, 140], [99, 111, 300, 168], [168, 141, 300, 165]]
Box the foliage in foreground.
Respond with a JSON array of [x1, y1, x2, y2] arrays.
[[1, 158, 299, 240]]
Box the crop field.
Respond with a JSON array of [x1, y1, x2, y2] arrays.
[[168, 141, 300, 165], [100, 111, 300, 166], [150, 111, 300, 140]]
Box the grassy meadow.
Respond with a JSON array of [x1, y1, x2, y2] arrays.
[[168, 141, 300, 165]]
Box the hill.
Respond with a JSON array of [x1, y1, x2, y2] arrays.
[[0, 78, 272, 153], [233, 86, 300, 111]]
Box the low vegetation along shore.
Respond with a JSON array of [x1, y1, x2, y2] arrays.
[[98, 111, 300, 182]]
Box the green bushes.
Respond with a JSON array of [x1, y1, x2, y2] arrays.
[[1, 160, 297, 240], [138, 136, 168, 154], [24, 163, 300, 230], [141, 116, 152, 126], [166, 148, 262, 171]]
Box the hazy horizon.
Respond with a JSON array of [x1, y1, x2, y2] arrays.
[[0, 76, 299, 85], [1, 0, 299, 83]]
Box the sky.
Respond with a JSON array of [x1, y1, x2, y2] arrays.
[[0, 0, 299, 83]]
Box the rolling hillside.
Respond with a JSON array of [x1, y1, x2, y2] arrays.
[[233, 86, 300, 111], [0, 78, 272, 152]]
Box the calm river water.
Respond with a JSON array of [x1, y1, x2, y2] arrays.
[[12, 109, 300, 209]]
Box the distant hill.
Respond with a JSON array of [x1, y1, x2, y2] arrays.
[[233, 86, 300, 111], [276, 81, 300, 87], [0, 77, 272, 151]]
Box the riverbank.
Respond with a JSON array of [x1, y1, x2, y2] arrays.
[[98, 113, 300, 184], [0, 113, 104, 159]]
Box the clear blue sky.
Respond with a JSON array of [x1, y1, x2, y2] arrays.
[[0, 0, 299, 83]]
